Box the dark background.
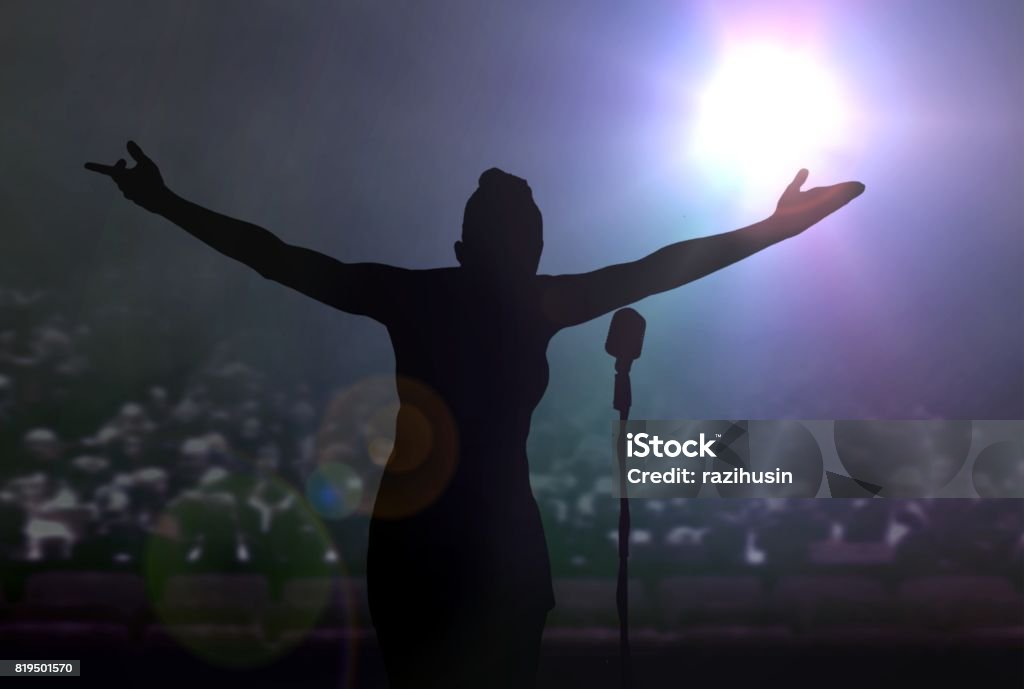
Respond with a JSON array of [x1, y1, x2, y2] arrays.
[[3, 0, 1021, 422]]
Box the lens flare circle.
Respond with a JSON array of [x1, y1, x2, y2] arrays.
[[142, 473, 358, 683], [306, 460, 365, 520], [315, 375, 459, 519]]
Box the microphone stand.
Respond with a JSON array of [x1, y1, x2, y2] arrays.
[[613, 358, 633, 689], [606, 306, 644, 689]]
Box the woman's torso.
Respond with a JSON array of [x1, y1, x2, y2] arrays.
[[366, 268, 557, 612]]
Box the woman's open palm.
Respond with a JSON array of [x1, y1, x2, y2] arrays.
[[774, 169, 865, 235]]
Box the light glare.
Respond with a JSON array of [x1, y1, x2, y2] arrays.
[[691, 43, 850, 190]]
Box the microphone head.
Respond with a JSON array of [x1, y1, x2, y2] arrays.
[[605, 308, 646, 362]]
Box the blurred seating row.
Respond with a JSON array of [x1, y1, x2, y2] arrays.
[[550, 574, 1023, 632], [0, 572, 1021, 644]]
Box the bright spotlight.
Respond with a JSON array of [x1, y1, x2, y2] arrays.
[[691, 43, 851, 190]]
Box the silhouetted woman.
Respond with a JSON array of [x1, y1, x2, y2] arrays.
[[87, 142, 864, 688]]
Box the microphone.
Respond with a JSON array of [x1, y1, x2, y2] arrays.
[[605, 308, 646, 369], [606, 308, 646, 415]]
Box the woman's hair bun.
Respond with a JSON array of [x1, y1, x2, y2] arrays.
[[462, 168, 541, 239], [478, 167, 529, 193]]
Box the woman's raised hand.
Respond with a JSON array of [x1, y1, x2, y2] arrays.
[[773, 169, 865, 236], [85, 141, 168, 212]]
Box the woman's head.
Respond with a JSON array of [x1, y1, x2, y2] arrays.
[[455, 168, 543, 276]]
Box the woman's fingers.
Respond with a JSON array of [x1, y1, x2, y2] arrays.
[[126, 140, 151, 166], [84, 162, 118, 175], [786, 168, 810, 194], [83, 158, 129, 178], [840, 181, 866, 200], [812, 182, 866, 206], [84, 160, 126, 176]]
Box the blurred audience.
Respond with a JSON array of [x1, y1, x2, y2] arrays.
[[0, 283, 1020, 597]]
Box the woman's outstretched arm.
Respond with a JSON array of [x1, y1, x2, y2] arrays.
[[542, 170, 865, 328], [85, 141, 405, 320]]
